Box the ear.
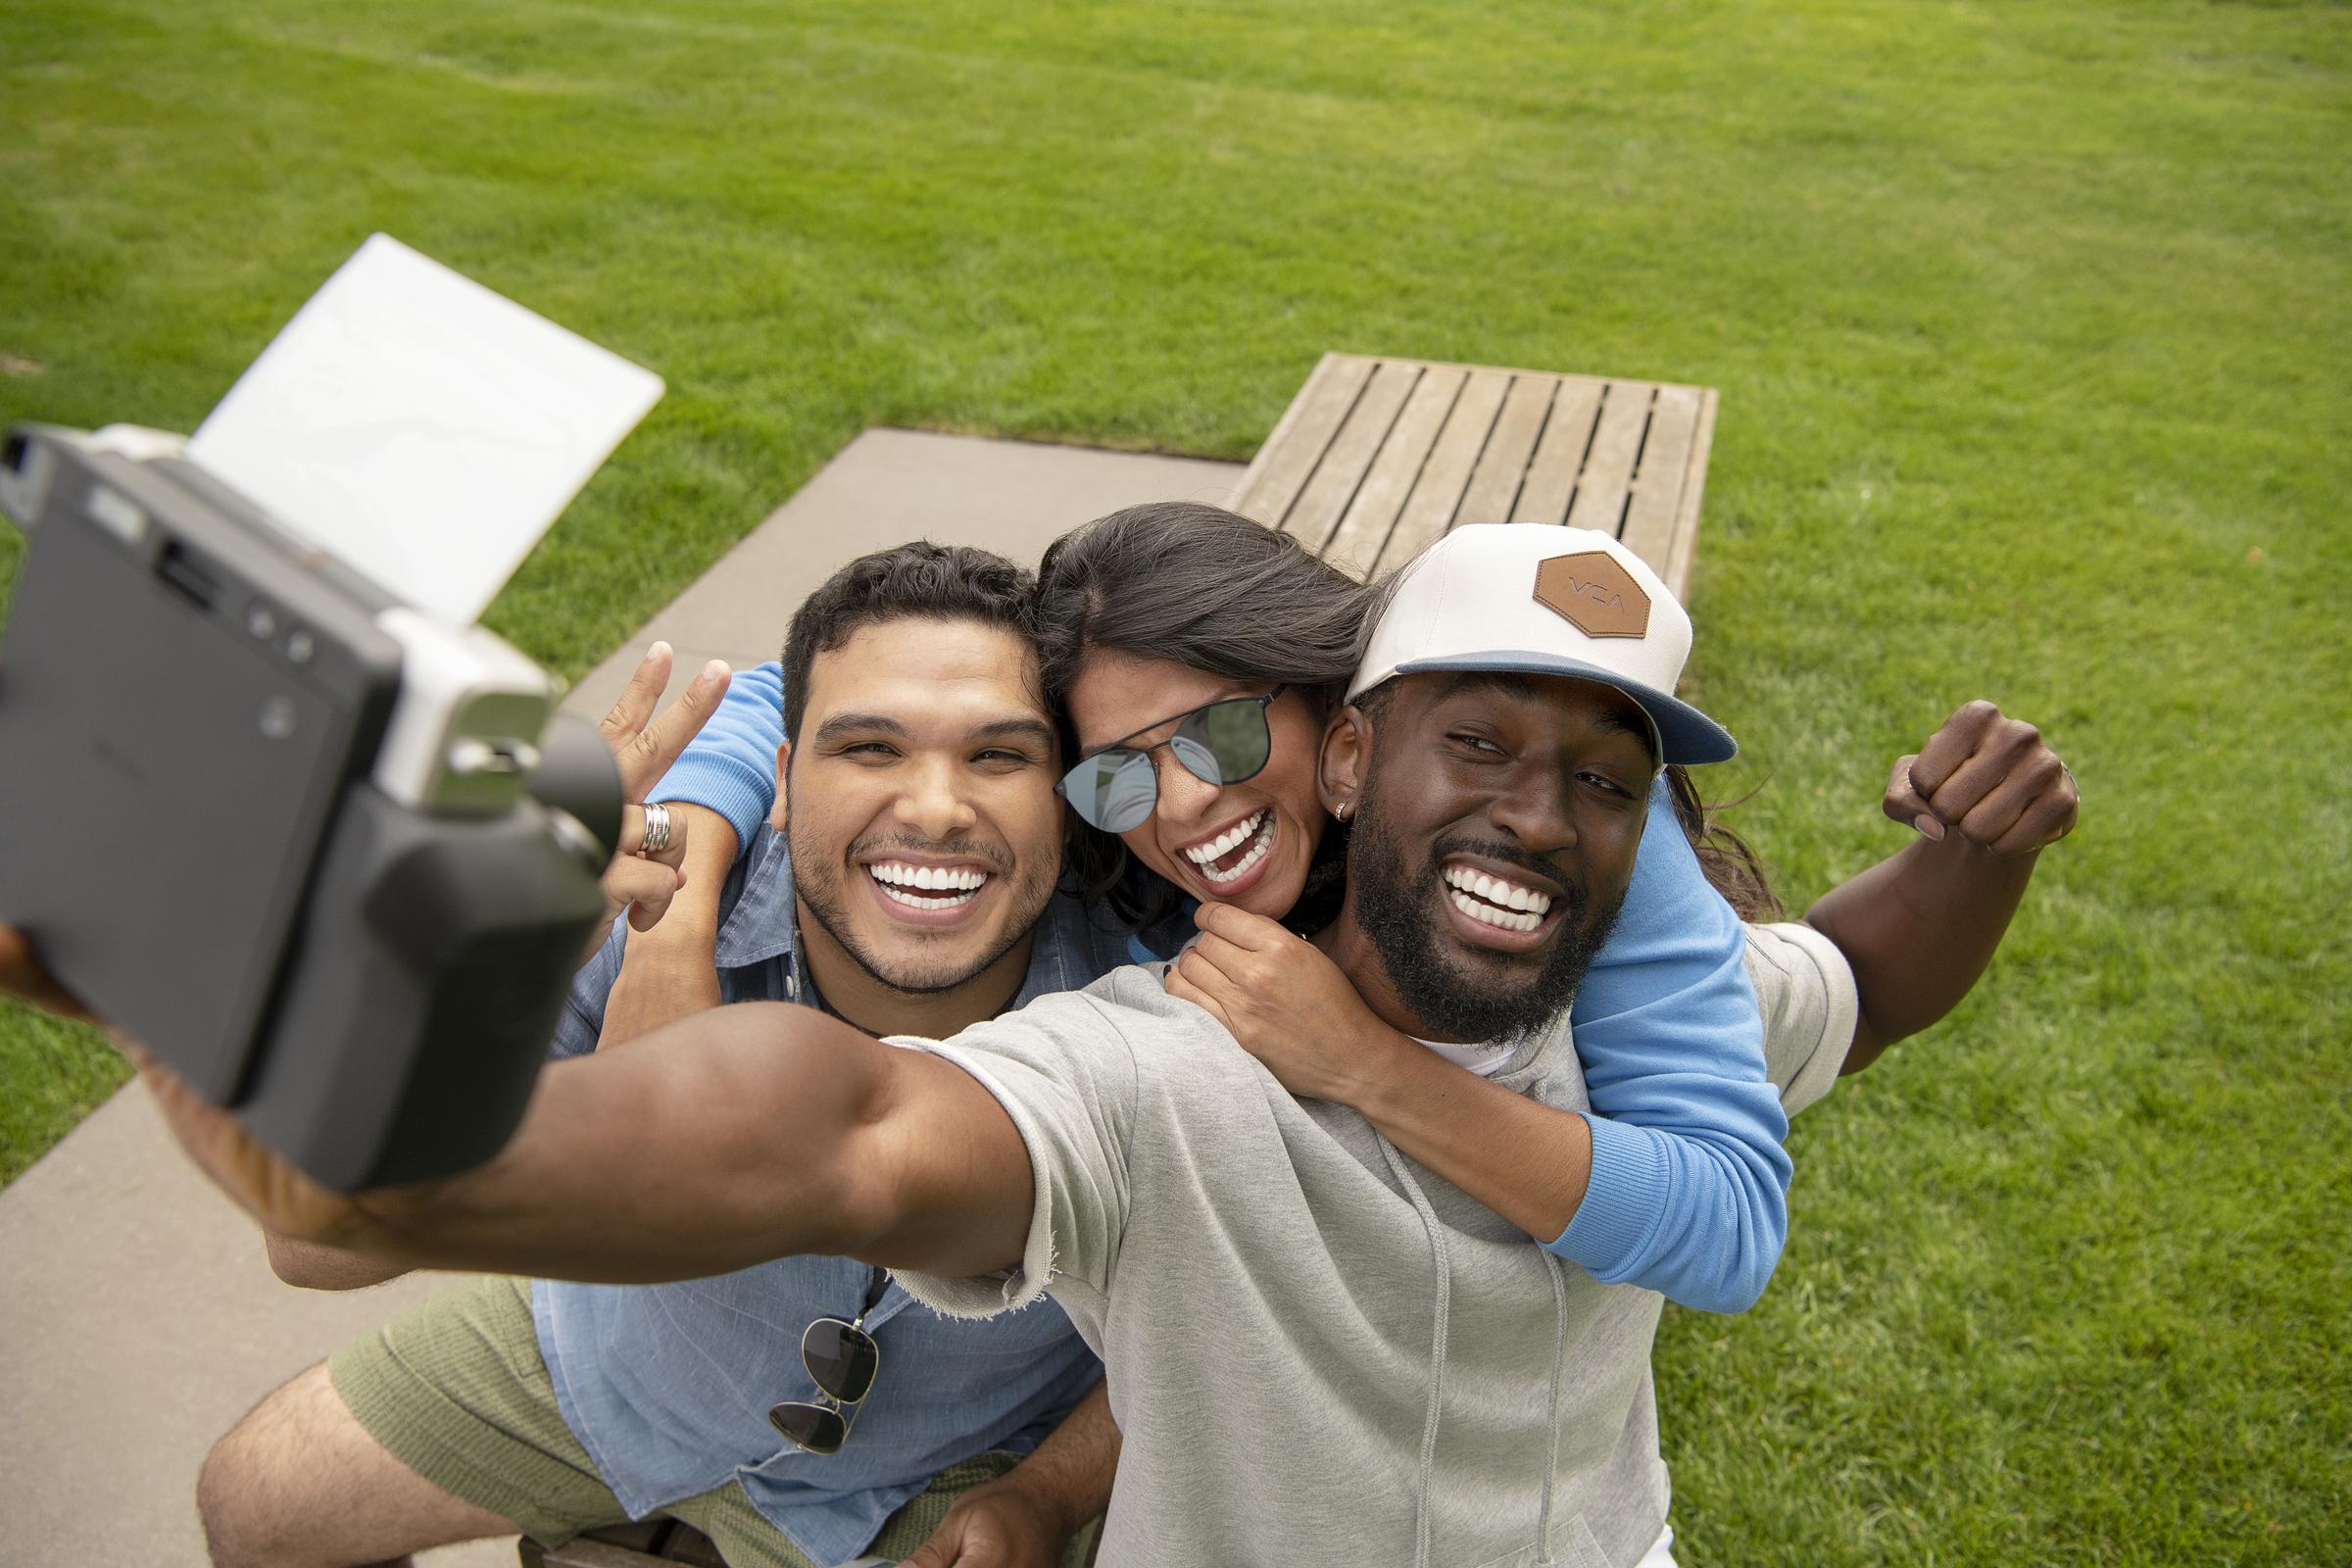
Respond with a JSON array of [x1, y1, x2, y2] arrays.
[[1318, 705, 1370, 820], [769, 739, 792, 831]]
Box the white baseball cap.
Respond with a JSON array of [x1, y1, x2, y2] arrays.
[[1349, 524, 1736, 765]]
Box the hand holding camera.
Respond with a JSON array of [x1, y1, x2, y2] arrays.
[[0, 238, 679, 1191]]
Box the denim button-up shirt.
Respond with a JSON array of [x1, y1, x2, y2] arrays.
[[532, 823, 1129, 1566]]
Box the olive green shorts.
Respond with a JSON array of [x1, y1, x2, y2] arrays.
[[328, 1273, 1035, 1567]]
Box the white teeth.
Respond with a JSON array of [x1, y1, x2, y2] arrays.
[[1439, 869, 1552, 921], [867, 862, 989, 908], [1183, 810, 1270, 870], [869, 861, 987, 891], [1198, 818, 1274, 884], [1447, 889, 1542, 933]]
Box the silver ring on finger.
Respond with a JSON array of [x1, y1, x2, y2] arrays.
[[640, 801, 674, 857]]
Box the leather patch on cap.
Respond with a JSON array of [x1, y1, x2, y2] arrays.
[[1534, 551, 1650, 639]]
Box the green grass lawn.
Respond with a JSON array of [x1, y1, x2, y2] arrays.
[[3, 0, 2344, 1559]]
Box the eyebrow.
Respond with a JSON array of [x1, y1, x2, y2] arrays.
[[970, 716, 1059, 751], [812, 711, 910, 744], [812, 711, 1056, 751]]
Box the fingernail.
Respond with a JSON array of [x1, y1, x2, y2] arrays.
[[650, 640, 670, 659], [702, 660, 728, 681], [1914, 814, 1946, 841]]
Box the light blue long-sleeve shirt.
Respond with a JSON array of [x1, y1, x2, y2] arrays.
[[657, 662, 1789, 1314]]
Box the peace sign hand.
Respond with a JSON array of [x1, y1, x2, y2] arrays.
[[595, 643, 731, 934]]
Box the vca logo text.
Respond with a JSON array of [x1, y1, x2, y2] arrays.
[[1533, 551, 1651, 639]]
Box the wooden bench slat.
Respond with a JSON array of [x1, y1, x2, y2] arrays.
[[1321, 365, 1466, 575], [1281, 360, 1424, 549], [1376, 368, 1512, 575], [1456, 375, 1556, 525], [1243, 352, 1717, 598], [1618, 383, 1703, 572], [1509, 378, 1604, 526], [1660, 388, 1718, 602], [1564, 383, 1655, 535], [1232, 354, 1374, 529]]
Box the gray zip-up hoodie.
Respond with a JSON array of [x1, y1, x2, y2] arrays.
[[899, 922, 1854, 1567]]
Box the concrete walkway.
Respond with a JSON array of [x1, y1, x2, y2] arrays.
[[0, 431, 1244, 1568]]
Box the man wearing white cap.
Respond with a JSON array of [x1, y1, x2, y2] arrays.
[[15, 524, 2078, 1567]]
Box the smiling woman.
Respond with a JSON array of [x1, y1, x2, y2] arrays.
[[1036, 502, 1386, 937], [1060, 656, 1327, 919]]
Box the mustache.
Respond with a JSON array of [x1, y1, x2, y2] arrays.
[[849, 832, 1013, 875], [1428, 834, 1587, 911]]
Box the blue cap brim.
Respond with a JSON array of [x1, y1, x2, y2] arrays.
[[1391, 652, 1737, 765]]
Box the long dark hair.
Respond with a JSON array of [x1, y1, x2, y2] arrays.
[[1035, 503, 1383, 932], [1663, 766, 1783, 922], [1033, 501, 1781, 929]]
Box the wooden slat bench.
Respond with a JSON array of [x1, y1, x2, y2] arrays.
[[1232, 352, 1719, 599], [531, 349, 1719, 1568]]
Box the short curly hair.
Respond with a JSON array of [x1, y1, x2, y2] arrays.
[[781, 541, 1043, 741]]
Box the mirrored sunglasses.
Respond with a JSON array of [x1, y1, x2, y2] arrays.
[[1056, 686, 1287, 834]]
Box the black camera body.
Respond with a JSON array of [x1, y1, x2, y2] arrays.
[[0, 424, 622, 1190]]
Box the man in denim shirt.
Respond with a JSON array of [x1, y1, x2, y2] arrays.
[[196, 544, 1127, 1568]]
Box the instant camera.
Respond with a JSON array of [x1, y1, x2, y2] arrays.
[[0, 423, 623, 1189]]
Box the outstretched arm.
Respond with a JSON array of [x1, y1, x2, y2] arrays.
[[126, 999, 1036, 1286], [262, 1234, 411, 1291], [1807, 701, 2077, 1074]]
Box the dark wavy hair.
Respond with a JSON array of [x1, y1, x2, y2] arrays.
[[781, 541, 1039, 741], [1035, 503, 1384, 933]]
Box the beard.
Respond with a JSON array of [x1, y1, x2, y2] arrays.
[[1346, 768, 1624, 1044], [789, 816, 1058, 998]]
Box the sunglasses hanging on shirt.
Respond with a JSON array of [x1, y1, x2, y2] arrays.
[[768, 1266, 889, 1456], [1056, 686, 1287, 834]]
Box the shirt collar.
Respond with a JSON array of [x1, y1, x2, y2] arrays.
[[711, 823, 801, 971]]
